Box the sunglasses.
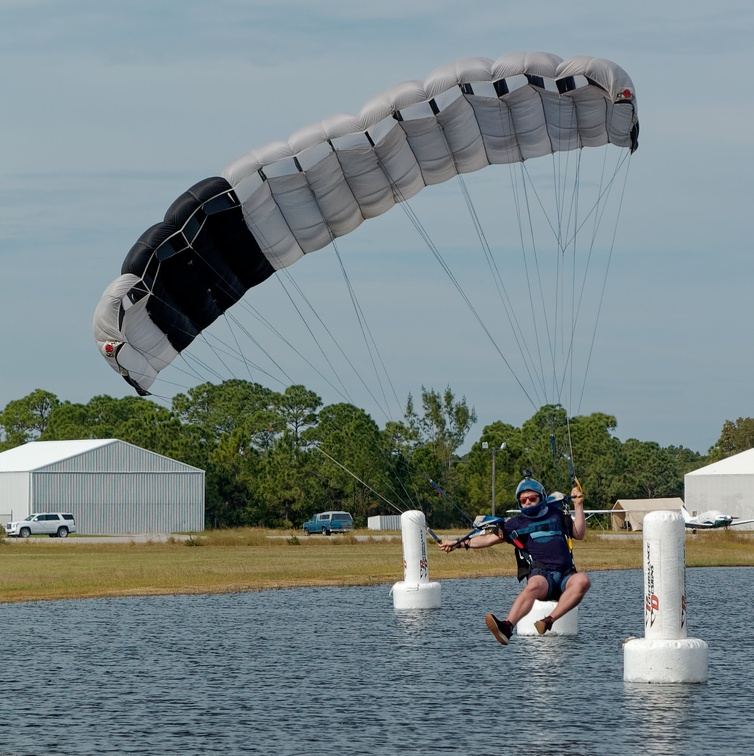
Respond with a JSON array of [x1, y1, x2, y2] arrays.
[[519, 494, 540, 504]]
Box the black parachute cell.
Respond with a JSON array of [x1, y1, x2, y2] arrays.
[[120, 177, 275, 352]]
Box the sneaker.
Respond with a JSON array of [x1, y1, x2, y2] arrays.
[[485, 614, 512, 646], [534, 616, 554, 635]]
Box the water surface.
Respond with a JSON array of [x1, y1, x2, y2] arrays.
[[2, 568, 751, 755]]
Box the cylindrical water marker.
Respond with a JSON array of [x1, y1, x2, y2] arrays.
[[391, 511, 441, 609], [517, 599, 578, 636], [643, 508, 686, 639], [401, 510, 429, 584], [624, 511, 707, 683]]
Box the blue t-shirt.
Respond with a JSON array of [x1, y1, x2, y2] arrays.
[[502, 505, 574, 572]]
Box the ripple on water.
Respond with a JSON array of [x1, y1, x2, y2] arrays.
[[1, 568, 751, 755]]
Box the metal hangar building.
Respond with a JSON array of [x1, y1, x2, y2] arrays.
[[0, 439, 204, 535]]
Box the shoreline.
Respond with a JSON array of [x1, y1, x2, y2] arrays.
[[2, 529, 752, 604]]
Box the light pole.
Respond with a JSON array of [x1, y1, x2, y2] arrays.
[[483, 442, 506, 516]]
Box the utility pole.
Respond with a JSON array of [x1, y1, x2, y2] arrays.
[[483, 442, 506, 516], [491, 445, 497, 516]]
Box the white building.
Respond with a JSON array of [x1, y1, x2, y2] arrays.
[[0, 439, 204, 535], [610, 498, 684, 531], [367, 515, 402, 531], [684, 448, 754, 523]]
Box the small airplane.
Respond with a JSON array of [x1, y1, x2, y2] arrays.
[[681, 505, 754, 530], [502, 492, 616, 522]]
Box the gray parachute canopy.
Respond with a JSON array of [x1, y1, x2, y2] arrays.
[[93, 50, 638, 395]]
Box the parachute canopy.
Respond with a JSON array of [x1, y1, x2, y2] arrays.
[[93, 51, 638, 395]]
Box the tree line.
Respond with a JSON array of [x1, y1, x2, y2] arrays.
[[0, 382, 745, 530]]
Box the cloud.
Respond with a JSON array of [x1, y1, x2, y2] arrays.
[[3, 0, 754, 454]]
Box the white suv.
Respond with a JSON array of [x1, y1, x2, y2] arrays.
[[5, 513, 77, 538]]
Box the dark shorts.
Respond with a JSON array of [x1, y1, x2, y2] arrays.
[[529, 568, 576, 601]]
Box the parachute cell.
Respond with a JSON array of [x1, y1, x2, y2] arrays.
[[94, 51, 638, 395]]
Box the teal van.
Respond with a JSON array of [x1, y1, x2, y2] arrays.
[[302, 511, 354, 536]]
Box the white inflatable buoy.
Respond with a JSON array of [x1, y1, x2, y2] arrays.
[[623, 511, 708, 683], [517, 599, 578, 636], [391, 510, 441, 609]]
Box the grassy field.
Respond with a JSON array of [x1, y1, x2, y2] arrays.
[[1, 528, 752, 604]]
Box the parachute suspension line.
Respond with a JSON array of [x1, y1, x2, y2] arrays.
[[402, 189, 538, 410], [272, 269, 400, 417], [233, 201, 407, 422], [243, 185, 425, 512], [314, 445, 407, 515], [251, 275, 356, 403], [317, 441, 450, 535], [371, 151, 539, 411], [576, 151, 634, 415], [223, 310, 257, 386], [291, 156, 404, 422], [430, 103, 546, 405], [519, 155, 589, 405], [233, 261, 406, 422], [524, 149, 632, 262], [329, 239, 403, 422], [550, 151, 568, 402], [147, 327, 288, 399], [565, 413, 578, 490], [552, 167, 564, 405], [454, 172, 548, 407], [509, 163, 551, 403], [562, 163, 580, 410], [236, 206, 352, 401], [428, 479, 477, 529], [183, 325, 291, 390], [517, 147, 632, 412], [237, 177, 431, 516], [181, 330, 243, 385], [159, 291, 298, 392], [553, 145, 584, 410], [555, 146, 633, 416], [549, 110, 582, 407], [342, 434, 420, 515], [260, 159, 402, 423], [147, 349, 226, 394], [499, 100, 553, 404], [222, 309, 300, 386], [425, 113, 548, 406], [175, 267, 359, 406], [558, 146, 607, 413]]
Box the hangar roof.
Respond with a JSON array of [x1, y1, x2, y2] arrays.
[[0, 440, 201, 473], [612, 498, 684, 511], [685, 448, 754, 477], [0, 440, 116, 471]]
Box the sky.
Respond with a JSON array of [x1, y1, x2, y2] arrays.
[[2, 0, 754, 455]]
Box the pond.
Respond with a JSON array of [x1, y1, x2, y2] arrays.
[[2, 567, 751, 755]]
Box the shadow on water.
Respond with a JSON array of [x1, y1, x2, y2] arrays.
[[1, 568, 751, 755]]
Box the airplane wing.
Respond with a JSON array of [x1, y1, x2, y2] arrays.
[[506, 509, 616, 517], [582, 510, 618, 523], [684, 518, 754, 529]]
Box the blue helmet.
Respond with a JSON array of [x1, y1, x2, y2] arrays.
[[515, 478, 547, 518]]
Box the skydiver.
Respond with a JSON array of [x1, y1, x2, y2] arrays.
[[438, 478, 590, 645]]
